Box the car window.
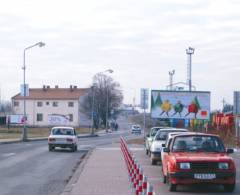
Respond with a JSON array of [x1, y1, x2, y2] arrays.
[[155, 131, 169, 140], [52, 128, 74, 135], [150, 128, 160, 136], [172, 135, 225, 152]]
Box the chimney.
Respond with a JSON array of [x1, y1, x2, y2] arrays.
[[70, 85, 73, 92], [55, 85, 59, 89], [47, 85, 50, 89], [43, 85, 47, 91], [74, 85, 77, 89]]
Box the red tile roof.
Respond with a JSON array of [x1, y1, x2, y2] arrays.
[[12, 87, 89, 100]]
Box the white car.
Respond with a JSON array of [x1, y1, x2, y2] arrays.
[[150, 128, 188, 165], [48, 126, 78, 152], [131, 125, 141, 134], [145, 126, 171, 155]]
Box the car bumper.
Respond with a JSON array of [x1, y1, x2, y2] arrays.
[[151, 151, 161, 161], [169, 171, 235, 184], [49, 143, 75, 148]]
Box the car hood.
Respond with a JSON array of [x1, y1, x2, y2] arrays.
[[173, 152, 232, 162]]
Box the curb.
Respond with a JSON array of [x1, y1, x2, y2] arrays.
[[0, 134, 99, 145], [0, 137, 48, 145], [60, 149, 93, 195], [77, 134, 99, 138]]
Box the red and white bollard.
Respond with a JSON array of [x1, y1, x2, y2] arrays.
[[142, 175, 147, 195], [147, 184, 153, 195]]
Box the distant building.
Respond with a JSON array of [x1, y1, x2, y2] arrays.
[[11, 85, 90, 127]]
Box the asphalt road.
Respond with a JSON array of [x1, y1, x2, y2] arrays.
[[132, 146, 240, 195], [0, 130, 132, 195]]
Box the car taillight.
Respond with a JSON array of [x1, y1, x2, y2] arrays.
[[66, 138, 73, 142], [49, 138, 56, 142]]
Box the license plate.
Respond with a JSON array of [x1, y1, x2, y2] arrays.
[[55, 138, 66, 143], [194, 173, 216, 180]]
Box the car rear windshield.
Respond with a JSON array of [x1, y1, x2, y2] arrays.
[[172, 135, 225, 152], [52, 128, 75, 135]]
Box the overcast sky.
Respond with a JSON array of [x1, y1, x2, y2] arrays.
[[0, 0, 240, 110]]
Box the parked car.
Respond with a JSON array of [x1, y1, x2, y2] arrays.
[[48, 126, 78, 152], [150, 128, 188, 165], [131, 124, 141, 134], [145, 126, 171, 155], [162, 133, 236, 192]]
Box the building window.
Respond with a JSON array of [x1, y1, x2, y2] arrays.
[[68, 102, 74, 107], [53, 102, 58, 107], [37, 102, 43, 107], [69, 114, 73, 122], [46, 102, 49, 106], [37, 113, 43, 121], [14, 101, 19, 107]]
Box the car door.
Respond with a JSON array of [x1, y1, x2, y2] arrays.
[[162, 138, 173, 176]]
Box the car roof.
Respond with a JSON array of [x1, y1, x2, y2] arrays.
[[157, 128, 188, 132], [171, 132, 220, 139], [51, 126, 74, 130], [167, 131, 191, 138], [150, 126, 171, 130]]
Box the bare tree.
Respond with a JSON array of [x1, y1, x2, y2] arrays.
[[80, 73, 123, 128]]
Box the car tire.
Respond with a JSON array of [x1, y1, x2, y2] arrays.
[[151, 158, 157, 165], [49, 145, 54, 151], [146, 149, 149, 155], [224, 183, 235, 192], [167, 174, 177, 192], [163, 175, 167, 183], [75, 145, 78, 151]]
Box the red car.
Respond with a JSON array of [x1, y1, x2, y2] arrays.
[[162, 133, 236, 192]]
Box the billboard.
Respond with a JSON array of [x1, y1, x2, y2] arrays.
[[233, 91, 240, 115], [8, 115, 26, 124], [151, 90, 210, 119], [48, 114, 70, 126]]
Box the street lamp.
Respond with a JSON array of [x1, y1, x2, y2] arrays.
[[22, 42, 45, 141], [186, 47, 195, 91]]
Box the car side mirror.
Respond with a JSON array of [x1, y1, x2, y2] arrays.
[[162, 143, 166, 147], [226, 148, 234, 154], [163, 148, 170, 153]]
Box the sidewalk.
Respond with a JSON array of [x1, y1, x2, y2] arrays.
[[68, 144, 131, 195]]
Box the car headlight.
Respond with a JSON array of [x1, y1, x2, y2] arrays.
[[179, 162, 191, 169], [218, 162, 229, 169]]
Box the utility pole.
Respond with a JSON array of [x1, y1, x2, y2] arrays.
[[169, 70, 175, 90], [186, 47, 195, 91]]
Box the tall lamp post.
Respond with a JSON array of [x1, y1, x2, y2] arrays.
[[186, 47, 195, 91], [22, 42, 45, 141]]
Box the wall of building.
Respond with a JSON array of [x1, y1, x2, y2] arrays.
[[12, 99, 80, 126]]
